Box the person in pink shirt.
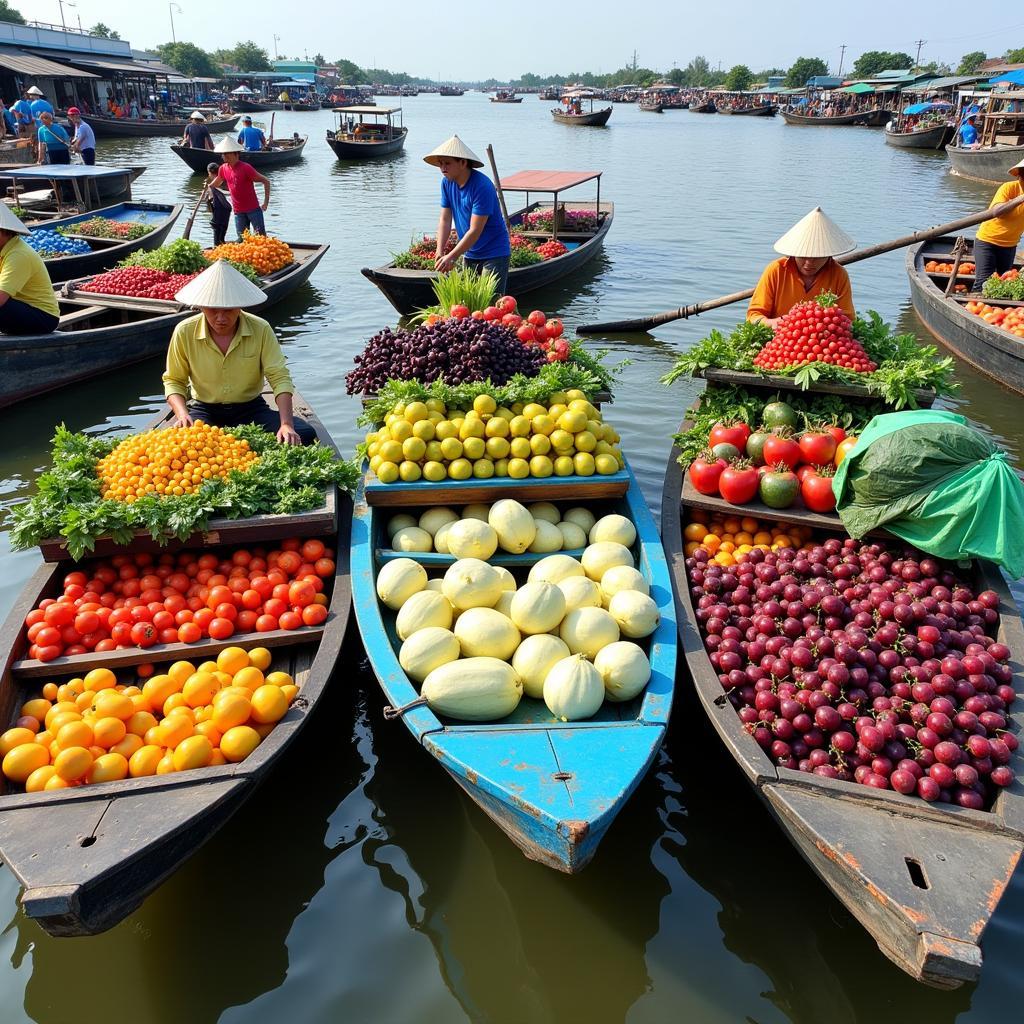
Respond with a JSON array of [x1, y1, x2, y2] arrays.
[[208, 137, 271, 237]]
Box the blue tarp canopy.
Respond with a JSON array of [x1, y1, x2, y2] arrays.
[[989, 69, 1024, 86], [796, 97, 809, 105], [903, 101, 952, 114]]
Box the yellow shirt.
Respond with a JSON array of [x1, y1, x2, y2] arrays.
[[0, 235, 59, 317], [746, 257, 854, 323], [976, 180, 1024, 248], [163, 310, 295, 403]]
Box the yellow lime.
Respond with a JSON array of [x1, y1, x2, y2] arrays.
[[423, 461, 446, 482], [485, 437, 510, 460], [529, 434, 551, 456], [402, 436, 427, 462], [507, 457, 530, 479], [472, 459, 495, 479], [509, 415, 531, 437], [473, 394, 497, 416], [440, 436, 464, 460], [399, 461, 422, 482], [376, 461, 400, 484], [553, 456, 575, 477], [573, 452, 596, 476], [447, 458, 472, 480], [529, 455, 554, 478], [484, 416, 509, 438]]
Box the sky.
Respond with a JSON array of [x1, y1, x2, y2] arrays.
[[18, 0, 1024, 80]]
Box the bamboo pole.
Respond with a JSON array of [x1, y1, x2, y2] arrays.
[[485, 144, 512, 236]]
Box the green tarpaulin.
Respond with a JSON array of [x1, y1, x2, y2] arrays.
[[833, 410, 1024, 578], [841, 82, 876, 94]]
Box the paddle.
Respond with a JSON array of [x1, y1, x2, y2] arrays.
[[576, 194, 1024, 335], [486, 144, 512, 236], [182, 185, 209, 240], [268, 112, 275, 148]]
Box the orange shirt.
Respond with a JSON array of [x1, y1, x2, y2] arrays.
[[746, 257, 854, 323]]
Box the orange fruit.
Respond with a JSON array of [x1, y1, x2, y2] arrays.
[[88, 753, 129, 783], [93, 690, 134, 721], [2, 743, 49, 783], [172, 735, 213, 772], [231, 666, 264, 692], [20, 698, 51, 723], [158, 715, 193, 749], [126, 711, 158, 737], [264, 671, 294, 689], [219, 725, 260, 762], [212, 693, 251, 731], [216, 647, 250, 676], [53, 746, 93, 781], [76, 690, 99, 712], [44, 773, 70, 790], [110, 734, 144, 760], [92, 717, 127, 749], [280, 684, 298, 704], [0, 727, 37, 757], [156, 751, 177, 775], [48, 711, 83, 735], [129, 745, 163, 778], [167, 661, 197, 686], [194, 721, 222, 746], [183, 673, 219, 708], [44, 701, 79, 729], [247, 647, 272, 671], [209, 749, 228, 766], [55, 720, 94, 751], [163, 693, 188, 716], [84, 668, 117, 692], [42, 682, 58, 701], [249, 685, 287, 724], [25, 764, 57, 792]]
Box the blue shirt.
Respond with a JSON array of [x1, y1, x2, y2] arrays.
[[72, 120, 96, 151], [440, 169, 510, 260], [38, 122, 70, 152], [1, 108, 14, 133], [10, 100, 31, 125], [237, 125, 266, 151], [959, 122, 978, 146], [29, 98, 54, 125]]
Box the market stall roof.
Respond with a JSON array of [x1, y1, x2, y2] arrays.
[[65, 56, 172, 76], [272, 81, 314, 88], [990, 68, 1024, 86], [910, 74, 985, 91], [231, 85, 255, 95], [332, 106, 399, 114], [0, 47, 98, 78], [499, 170, 602, 192], [0, 165, 134, 181], [903, 101, 951, 114], [841, 82, 875, 94]]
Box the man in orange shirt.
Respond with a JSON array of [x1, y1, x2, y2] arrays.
[[747, 207, 856, 327], [973, 158, 1024, 290]]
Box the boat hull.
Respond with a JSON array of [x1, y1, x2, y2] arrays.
[[781, 109, 870, 126], [946, 143, 1024, 183], [906, 237, 1024, 394], [325, 128, 408, 160], [718, 105, 777, 116], [361, 201, 613, 316], [551, 107, 612, 126], [170, 138, 307, 174], [688, 102, 716, 113], [82, 114, 240, 137], [639, 104, 663, 113], [885, 123, 951, 149]]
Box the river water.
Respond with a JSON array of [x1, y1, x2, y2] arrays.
[[0, 95, 1021, 1023]]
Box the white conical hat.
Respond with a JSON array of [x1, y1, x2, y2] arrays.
[[214, 136, 244, 153], [26, 86, 43, 97], [423, 134, 483, 168], [174, 260, 268, 308], [189, 109, 206, 120], [773, 207, 856, 258], [1009, 158, 1024, 177], [0, 203, 29, 235]]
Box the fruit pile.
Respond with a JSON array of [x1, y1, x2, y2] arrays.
[[206, 232, 293, 275], [80, 266, 201, 300], [25, 229, 91, 259], [60, 217, 154, 241], [688, 402, 857, 511], [924, 260, 975, 276], [535, 239, 568, 260], [96, 422, 259, 501], [964, 301, 1024, 338], [0, 647, 296, 790], [379, 503, 656, 722], [346, 316, 545, 394], [431, 297, 571, 362], [683, 512, 814, 566], [21, 538, 334, 662], [386, 502, 602, 556], [753, 294, 877, 373], [687, 535, 1018, 808], [366, 391, 624, 483]]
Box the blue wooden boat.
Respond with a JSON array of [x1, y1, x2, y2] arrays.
[[351, 461, 676, 872]]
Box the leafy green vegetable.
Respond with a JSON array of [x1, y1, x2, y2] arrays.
[[7, 424, 359, 559], [661, 310, 957, 410], [981, 275, 1024, 301], [120, 238, 210, 274], [509, 246, 543, 268]]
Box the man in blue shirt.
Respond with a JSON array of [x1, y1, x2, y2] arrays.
[[11, 90, 33, 137], [237, 116, 266, 151], [425, 135, 511, 294], [35, 111, 70, 165], [959, 113, 979, 148], [27, 86, 54, 125]]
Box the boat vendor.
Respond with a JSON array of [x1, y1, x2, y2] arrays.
[[958, 113, 980, 148], [66, 107, 96, 165], [424, 135, 511, 294], [206, 161, 232, 246], [237, 116, 266, 151], [0, 205, 59, 335], [207, 137, 271, 237], [27, 87, 53, 126], [182, 110, 214, 151], [35, 111, 71, 165], [10, 89, 33, 137], [972, 158, 1024, 290], [163, 261, 314, 445], [747, 207, 856, 327]]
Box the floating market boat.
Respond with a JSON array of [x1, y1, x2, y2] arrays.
[[362, 170, 612, 316], [2, 165, 145, 214], [491, 91, 523, 103], [717, 104, 777, 116], [885, 121, 953, 150], [781, 108, 875, 126], [660, 371, 1024, 989], [907, 236, 1024, 395], [351, 461, 675, 872], [233, 98, 281, 113], [439, 87, 465, 96], [325, 107, 408, 160], [551, 92, 612, 126], [31, 202, 182, 284], [0, 242, 329, 409], [0, 390, 352, 937], [81, 112, 240, 138], [639, 101, 663, 113], [688, 101, 717, 113], [947, 93, 1024, 182], [170, 136, 308, 174]]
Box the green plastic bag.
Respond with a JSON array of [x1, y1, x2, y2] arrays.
[[832, 410, 1024, 578]]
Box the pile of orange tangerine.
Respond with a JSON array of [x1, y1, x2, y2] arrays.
[[96, 422, 259, 502], [683, 511, 814, 567], [206, 233, 293, 275], [0, 646, 295, 791]]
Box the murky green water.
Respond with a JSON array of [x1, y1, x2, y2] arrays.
[[0, 96, 1021, 1023]]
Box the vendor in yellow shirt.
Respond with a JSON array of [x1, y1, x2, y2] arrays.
[[163, 261, 314, 445], [973, 158, 1024, 291], [747, 207, 856, 327], [0, 204, 59, 334]]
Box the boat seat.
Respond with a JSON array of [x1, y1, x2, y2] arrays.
[[57, 305, 106, 329]]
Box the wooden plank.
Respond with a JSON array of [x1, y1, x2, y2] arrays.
[[11, 623, 327, 678], [697, 367, 936, 406]]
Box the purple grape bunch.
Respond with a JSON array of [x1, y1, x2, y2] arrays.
[[687, 536, 1018, 810], [346, 319, 546, 394]]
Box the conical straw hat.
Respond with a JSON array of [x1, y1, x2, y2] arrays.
[[1009, 158, 1024, 177], [773, 207, 856, 258], [26, 86, 43, 97], [189, 109, 206, 120], [175, 260, 268, 308], [213, 136, 244, 153], [0, 204, 30, 235], [423, 134, 483, 168]]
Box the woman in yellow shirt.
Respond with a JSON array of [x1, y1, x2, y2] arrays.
[[163, 261, 314, 445], [0, 204, 59, 334], [747, 207, 856, 327], [973, 159, 1024, 290]]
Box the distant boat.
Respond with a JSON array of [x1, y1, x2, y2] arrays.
[[326, 106, 408, 159], [171, 136, 308, 173], [81, 112, 240, 137]]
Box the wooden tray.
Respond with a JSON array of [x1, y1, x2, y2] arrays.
[[696, 368, 936, 407]]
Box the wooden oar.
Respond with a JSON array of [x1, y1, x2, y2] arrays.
[[576, 194, 1024, 335], [182, 185, 209, 240], [486, 144, 512, 236]]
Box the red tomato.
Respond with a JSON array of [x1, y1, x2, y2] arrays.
[[215, 602, 238, 622], [762, 434, 802, 470], [159, 627, 179, 644], [517, 323, 536, 344], [796, 464, 819, 483], [544, 318, 564, 338], [255, 614, 279, 632], [208, 617, 234, 640], [449, 303, 470, 319], [801, 472, 838, 512], [36, 645, 62, 662], [250, 576, 274, 598], [25, 609, 45, 627], [798, 431, 838, 466], [527, 309, 546, 327], [272, 583, 291, 603], [717, 463, 760, 505], [496, 295, 517, 315], [825, 425, 846, 445], [688, 454, 727, 496], [193, 608, 215, 631], [168, 573, 190, 593], [130, 621, 158, 648], [277, 551, 302, 576], [300, 539, 325, 562], [708, 421, 751, 451], [237, 610, 259, 632], [95, 639, 117, 652], [302, 604, 328, 626], [35, 626, 62, 648], [44, 603, 75, 628], [289, 580, 316, 607], [279, 611, 303, 631], [151, 610, 175, 631], [60, 624, 82, 646], [177, 621, 202, 644], [241, 589, 263, 610], [207, 585, 233, 609], [111, 622, 133, 645], [64, 571, 88, 589]]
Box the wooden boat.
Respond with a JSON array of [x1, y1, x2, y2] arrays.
[[32, 202, 181, 284], [861, 108, 894, 127], [233, 98, 278, 113], [0, 242, 329, 409], [660, 372, 1024, 988], [946, 143, 1024, 183], [326, 106, 407, 160], [781, 108, 871, 126], [717, 104, 778, 116], [947, 92, 1024, 182], [2, 165, 144, 213], [362, 170, 612, 316], [907, 236, 1024, 394], [351, 461, 675, 872], [81, 113, 240, 138], [885, 121, 953, 150], [551, 105, 612, 126], [439, 87, 465, 96], [639, 102, 663, 113], [170, 136, 308, 174], [491, 92, 523, 103], [0, 390, 351, 937], [688, 101, 717, 113]]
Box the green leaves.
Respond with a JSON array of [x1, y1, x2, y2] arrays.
[[661, 321, 770, 385], [5, 423, 359, 560], [981, 276, 1024, 301], [120, 239, 210, 275]]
